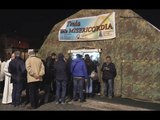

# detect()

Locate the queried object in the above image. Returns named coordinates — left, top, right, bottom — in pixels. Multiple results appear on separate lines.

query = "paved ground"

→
left=0, top=99, right=142, bottom=111
left=0, top=102, right=97, bottom=111
left=89, top=95, right=160, bottom=110
left=0, top=93, right=159, bottom=111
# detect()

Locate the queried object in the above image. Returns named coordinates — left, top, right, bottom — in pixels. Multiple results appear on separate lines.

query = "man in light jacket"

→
left=25, top=49, right=45, bottom=109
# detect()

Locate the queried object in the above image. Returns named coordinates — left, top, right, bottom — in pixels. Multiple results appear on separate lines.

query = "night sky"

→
left=0, top=9, right=160, bottom=48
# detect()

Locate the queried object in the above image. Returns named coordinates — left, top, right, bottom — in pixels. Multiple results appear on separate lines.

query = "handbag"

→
left=90, top=71, right=98, bottom=80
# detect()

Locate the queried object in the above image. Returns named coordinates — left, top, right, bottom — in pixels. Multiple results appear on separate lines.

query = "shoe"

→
left=26, top=106, right=36, bottom=109
left=55, top=102, right=59, bottom=104
left=61, top=102, right=66, bottom=105
left=66, top=98, right=72, bottom=103
left=73, top=99, right=78, bottom=101
left=80, top=99, right=86, bottom=102
left=66, top=100, right=72, bottom=104
left=108, top=96, right=113, bottom=99
left=65, top=96, right=69, bottom=100
left=39, top=90, right=45, bottom=95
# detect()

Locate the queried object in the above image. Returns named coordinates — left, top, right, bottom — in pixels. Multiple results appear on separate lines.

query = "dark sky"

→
left=0, top=9, right=160, bottom=48
left=0, top=9, right=79, bottom=48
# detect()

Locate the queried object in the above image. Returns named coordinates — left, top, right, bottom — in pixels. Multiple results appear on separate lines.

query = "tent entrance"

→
left=68, top=49, right=101, bottom=64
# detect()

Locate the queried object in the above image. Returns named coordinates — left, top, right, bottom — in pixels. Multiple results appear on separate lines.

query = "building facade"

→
left=0, top=34, right=30, bottom=60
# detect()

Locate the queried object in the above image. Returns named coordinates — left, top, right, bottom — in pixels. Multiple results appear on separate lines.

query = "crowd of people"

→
left=0, top=49, right=117, bottom=109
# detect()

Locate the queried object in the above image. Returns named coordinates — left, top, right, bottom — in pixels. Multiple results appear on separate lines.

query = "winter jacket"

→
left=71, top=58, right=88, bottom=79
left=46, top=56, right=56, bottom=73
left=45, top=56, right=56, bottom=83
left=85, top=59, right=97, bottom=75
left=8, top=57, right=26, bottom=83
left=101, top=62, right=117, bottom=80
left=25, top=55, right=45, bottom=83
left=54, top=58, right=68, bottom=81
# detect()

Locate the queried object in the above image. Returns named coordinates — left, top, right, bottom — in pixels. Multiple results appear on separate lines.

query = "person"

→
left=84, top=54, right=97, bottom=97
left=38, top=59, right=47, bottom=105
left=71, top=54, right=88, bottom=102
left=0, top=57, right=1, bottom=76
left=0, top=58, right=1, bottom=92
left=101, top=56, right=117, bottom=99
left=45, top=52, right=56, bottom=102
left=2, top=53, right=15, bottom=104
left=21, top=74, right=29, bottom=106
left=92, top=60, right=100, bottom=96
left=65, top=55, right=73, bottom=103
left=54, top=53, right=68, bottom=104
left=0, top=58, right=1, bottom=67
left=9, top=51, right=26, bottom=107
left=25, top=49, right=45, bottom=109
left=0, top=57, right=6, bottom=93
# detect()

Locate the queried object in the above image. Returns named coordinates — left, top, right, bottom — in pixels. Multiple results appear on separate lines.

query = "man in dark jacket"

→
left=54, top=53, right=68, bottom=104
left=84, top=54, right=97, bottom=97
left=45, top=53, right=56, bottom=102
left=66, top=55, right=73, bottom=103
left=101, top=56, right=117, bottom=99
left=71, top=54, right=88, bottom=102
left=9, top=51, right=26, bottom=107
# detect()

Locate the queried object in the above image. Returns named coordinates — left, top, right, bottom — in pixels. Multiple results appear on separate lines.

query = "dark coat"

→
left=66, top=57, right=72, bottom=79
left=54, top=58, right=68, bottom=81
left=8, top=57, right=26, bottom=83
left=45, top=56, right=56, bottom=82
left=85, top=59, right=97, bottom=75
left=101, top=62, right=117, bottom=80
left=46, top=56, right=56, bottom=72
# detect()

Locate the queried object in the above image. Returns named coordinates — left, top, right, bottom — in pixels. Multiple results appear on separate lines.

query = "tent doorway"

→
left=68, top=49, right=101, bottom=65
